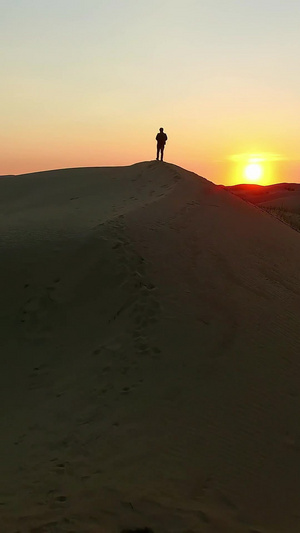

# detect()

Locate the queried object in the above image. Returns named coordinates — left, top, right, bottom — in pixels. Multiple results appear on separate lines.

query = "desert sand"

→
left=224, top=182, right=300, bottom=209
left=225, top=182, right=300, bottom=235
left=1, top=161, right=300, bottom=532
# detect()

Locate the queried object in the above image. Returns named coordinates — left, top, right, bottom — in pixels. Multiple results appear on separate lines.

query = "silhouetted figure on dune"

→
left=156, top=127, right=168, bottom=161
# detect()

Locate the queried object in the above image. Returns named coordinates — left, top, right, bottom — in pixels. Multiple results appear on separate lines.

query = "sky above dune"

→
left=1, top=0, right=300, bottom=184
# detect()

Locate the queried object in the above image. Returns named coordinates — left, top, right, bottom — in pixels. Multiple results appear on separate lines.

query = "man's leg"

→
left=160, top=146, right=164, bottom=161
left=156, top=145, right=159, bottom=160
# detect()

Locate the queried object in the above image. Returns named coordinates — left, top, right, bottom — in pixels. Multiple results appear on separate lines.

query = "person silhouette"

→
left=156, top=127, right=168, bottom=161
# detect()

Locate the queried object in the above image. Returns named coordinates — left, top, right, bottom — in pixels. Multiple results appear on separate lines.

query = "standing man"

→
left=156, top=127, right=168, bottom=161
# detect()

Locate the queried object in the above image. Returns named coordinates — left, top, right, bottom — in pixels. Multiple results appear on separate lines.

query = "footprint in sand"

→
left=30, top=524, right=60, bottom=533
left=20, top=284, right=58, bottom=332
left=121, top=529, right=154, bottom=533
left=55, top=496, right=67, bottom=502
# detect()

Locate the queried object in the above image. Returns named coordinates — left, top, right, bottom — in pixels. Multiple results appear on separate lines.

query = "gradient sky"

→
left=1, top=0, right=300, bottom=184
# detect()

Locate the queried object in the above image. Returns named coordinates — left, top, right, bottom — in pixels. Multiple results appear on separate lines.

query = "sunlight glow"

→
left=229, top=153, right=285, bottom=163
left=228, top=152, right=279, bottom=184
left=245, top=163, right=263, bottom=181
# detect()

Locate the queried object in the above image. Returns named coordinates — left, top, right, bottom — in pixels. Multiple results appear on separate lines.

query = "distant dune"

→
left=225, top=181, right=300, bottom=233
left=224, top=182, right=300, bottom=209
left=1, top=162, right=300, bottom=532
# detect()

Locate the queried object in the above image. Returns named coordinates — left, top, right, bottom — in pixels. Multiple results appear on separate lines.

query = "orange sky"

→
left=1, top=1, right=300, bottom=184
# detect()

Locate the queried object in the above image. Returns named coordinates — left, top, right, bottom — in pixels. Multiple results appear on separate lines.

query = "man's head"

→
left=159, top=127, right=164, bottom=132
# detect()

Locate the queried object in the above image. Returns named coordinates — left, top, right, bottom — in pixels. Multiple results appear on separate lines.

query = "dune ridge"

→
left=225, top=182, right=300, bottom=234
left=224, top=182, right=300, bottom=209
left=1, top=162, right=300, bottom=532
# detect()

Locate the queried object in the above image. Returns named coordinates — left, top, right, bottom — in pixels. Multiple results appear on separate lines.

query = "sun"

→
left=245, top=163, right=263, bottom=182
left=229, top=153, right=273, bottom=184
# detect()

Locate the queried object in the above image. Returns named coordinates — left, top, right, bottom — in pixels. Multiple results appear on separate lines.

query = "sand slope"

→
left=1, top=162, right=300, bottom=532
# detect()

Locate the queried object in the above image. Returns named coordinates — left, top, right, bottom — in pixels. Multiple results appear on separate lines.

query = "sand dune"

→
left=224, top=182, right=300, bottom=210
left=1, top=161, right=300, bottom=532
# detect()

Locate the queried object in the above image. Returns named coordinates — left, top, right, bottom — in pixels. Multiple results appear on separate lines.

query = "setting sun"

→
left=245, top=163, right=263, bottom=182
left=229, top=153, right=277, bottom=185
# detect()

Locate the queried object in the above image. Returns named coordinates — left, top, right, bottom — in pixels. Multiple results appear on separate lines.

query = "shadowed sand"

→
left=1, top=161, right=300, bottom=532
left=225, top=182, right=300, bottom=233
